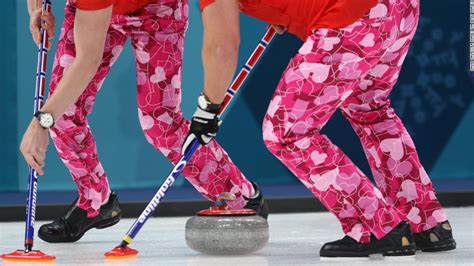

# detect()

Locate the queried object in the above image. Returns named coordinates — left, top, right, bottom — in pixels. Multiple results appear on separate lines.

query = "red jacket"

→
left=73, top=0, right=155, bottom=15
left=201, top=0, right=377, bottom=40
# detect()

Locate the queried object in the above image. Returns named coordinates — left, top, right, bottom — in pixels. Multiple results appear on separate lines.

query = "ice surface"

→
left=1, top=207, right=473, bottom=265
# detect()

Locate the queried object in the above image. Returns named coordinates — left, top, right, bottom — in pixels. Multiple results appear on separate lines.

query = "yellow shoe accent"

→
left=442, top=223, right=452, bottom=231
left=402, top=236, right=410, bottom=246
left=430, top=233, right=440, bottom=243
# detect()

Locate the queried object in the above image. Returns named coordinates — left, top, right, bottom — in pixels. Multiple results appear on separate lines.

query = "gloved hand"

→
left=181, top=94, right=222, bottom=155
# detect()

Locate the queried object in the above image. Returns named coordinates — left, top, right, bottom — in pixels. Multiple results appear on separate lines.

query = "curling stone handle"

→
left=213, top=192, right=237, bottom=210
left=217, top=192, right=236, bottom=203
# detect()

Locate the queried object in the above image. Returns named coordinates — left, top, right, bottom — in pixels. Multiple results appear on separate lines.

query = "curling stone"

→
left=185, top=193, right=269, bottom=255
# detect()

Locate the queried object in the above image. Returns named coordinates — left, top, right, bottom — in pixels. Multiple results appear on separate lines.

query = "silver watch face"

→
left=39, top=113, right=54, bottom=128
left=198, top=95, right=208, bottom=110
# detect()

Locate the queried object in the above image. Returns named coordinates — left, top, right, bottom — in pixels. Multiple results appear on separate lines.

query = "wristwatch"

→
left=34, top=111, right=55, bottom=129
left=198, top=93, right=221, bottom=112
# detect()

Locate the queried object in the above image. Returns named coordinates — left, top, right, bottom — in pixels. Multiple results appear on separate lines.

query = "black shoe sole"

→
left=39, top=229, right=86, bottom=243
left=38, top=213, right=122, bottom=243
left=320, top=244, right=416, bottom=258
left=96, top=213, right=121, bottom=229
left=417, top=239, right=456, bottom=252
left=383, top=245, right=417, bottom=256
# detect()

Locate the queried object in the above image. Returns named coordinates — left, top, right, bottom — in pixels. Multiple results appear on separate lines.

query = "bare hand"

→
left=30, top=9, right=55, bottom=49
left=271, top=24, right=287, bottom=34
left=20, top=119, right=49, bottom=175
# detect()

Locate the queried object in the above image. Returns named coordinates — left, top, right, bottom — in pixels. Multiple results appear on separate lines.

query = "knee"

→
left=342, top=103, right=395, bottom=125
left=138, top=107, right=184, bottom=147
left=50, top=116, right=91, bottom=154
left=263, top=113, right=327, bottom=154
left=51, top=104, right=85, bottom=137
left=262, top=117, right=285, bottom=155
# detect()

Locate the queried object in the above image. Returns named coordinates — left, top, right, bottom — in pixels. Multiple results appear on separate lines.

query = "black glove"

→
left=181, top=94, right=222, bottom=155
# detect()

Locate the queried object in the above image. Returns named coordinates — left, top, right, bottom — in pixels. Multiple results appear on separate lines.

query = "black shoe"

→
left=38, top=191, right=122, bottom=243
left=243, top=181, right=268, bottom=220
left=320, top=221, right=416, bottom=258
left=414, top=221, right=456, bottom=252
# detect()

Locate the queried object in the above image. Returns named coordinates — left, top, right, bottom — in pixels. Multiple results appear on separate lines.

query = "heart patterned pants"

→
left=263, top=0, right=447, bottom=242
left=48, top=0, right=253, bottom=218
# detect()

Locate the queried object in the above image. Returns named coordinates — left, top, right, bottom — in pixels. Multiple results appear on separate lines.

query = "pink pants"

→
left=263, top=0, right=447, bottom=242
left=49, top=0, right=253, bottom=218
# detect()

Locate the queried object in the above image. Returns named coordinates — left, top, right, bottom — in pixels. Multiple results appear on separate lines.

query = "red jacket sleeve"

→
left=75, top=0, right=115, bottom=11
left=200, top=0, right=216, bottom=11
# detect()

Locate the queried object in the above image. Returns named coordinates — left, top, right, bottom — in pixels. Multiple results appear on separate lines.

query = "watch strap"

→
left=199, top=93, right=221, bottom=113
left=34, top=111, right=55, bottom=129
left=33, top=111, right=42, bottom=118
